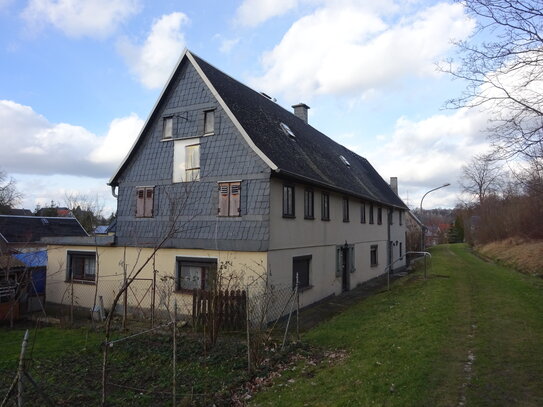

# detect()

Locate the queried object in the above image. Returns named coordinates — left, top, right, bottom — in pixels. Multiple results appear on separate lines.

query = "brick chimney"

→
left=390, top=177, right=398, bottom=195
left=292, top=103, right=310, bottom=123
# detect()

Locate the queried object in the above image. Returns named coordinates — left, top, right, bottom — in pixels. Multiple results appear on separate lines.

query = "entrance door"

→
left=341, top=247, right=350, bottom=292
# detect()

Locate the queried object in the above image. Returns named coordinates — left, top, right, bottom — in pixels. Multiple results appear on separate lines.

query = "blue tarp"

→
left=13, top=250, right=47, bottom=268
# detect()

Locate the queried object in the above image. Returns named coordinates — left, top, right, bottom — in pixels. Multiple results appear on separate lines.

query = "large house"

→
left=45, top=50, right=408, bottom=313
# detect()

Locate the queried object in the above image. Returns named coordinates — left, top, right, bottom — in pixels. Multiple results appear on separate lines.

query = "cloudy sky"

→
left=0, top=0, right=492, bottom=214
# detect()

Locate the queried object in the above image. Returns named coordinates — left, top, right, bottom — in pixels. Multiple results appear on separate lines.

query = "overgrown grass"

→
left=251, top=244, right=543, bottom=406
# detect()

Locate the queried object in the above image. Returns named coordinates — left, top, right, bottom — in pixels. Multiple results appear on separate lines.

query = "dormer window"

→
left=204, top=110, right=215, bottom=135
left=339, top=155, right=350, bottom=167
left=280, top=122, right=296, bottom=138
left=163, top=116, right=173, bottom=139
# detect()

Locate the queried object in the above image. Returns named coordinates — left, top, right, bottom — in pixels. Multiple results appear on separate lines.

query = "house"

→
left=45, top=50, right=408, bottom=315
left=0, top=215, right=88, bottom=255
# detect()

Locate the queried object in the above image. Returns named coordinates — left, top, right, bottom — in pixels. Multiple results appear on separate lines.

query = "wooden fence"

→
left=192, top=289, right=246, bottom=331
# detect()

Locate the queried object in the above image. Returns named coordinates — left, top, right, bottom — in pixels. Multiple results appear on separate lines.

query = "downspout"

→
left=110, top=185, right=118, bottom=198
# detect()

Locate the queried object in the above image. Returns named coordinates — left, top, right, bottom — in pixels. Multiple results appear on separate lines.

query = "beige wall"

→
left=46, top=244, right=267, bottom=313
left=268, top=178, right=406, bottom=307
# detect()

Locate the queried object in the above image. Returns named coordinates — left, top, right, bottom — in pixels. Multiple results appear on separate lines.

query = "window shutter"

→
left=144, top=188, right=154, bottom=217
left=335, top=246, right=342, bottom=278
left=349, top=246, right=356, bottom=273
left=136, top=188, right=145, bottom=217
left=218, top=183, right=229, bottom=216
left=229, top=182, right=241, bottom=216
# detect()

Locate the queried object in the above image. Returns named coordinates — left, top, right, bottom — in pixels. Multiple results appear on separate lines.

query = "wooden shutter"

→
left=229, top=182, right=241, bottom=216
left=136, top=188, right=145, bottom=217
left=218, top=183, right=229, bottom=216
left=144, top=188, right=154, bottom=217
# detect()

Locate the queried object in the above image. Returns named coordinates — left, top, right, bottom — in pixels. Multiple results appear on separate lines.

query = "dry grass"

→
left=477, top=237, right=543, bottom=275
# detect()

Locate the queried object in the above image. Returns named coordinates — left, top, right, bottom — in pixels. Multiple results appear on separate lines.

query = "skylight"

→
left=280, top=122, right=296, bottom=138
left=339, top=155, right=351, bottom=167
left=41, top=218, right=49, bottom=225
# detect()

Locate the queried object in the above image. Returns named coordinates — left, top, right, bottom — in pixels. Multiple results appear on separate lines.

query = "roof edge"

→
left=187, top=51, right=278, bottom=171
left=109, top=48, right=191, bottom=186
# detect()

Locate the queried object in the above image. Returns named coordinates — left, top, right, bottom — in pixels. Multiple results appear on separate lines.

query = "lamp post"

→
left=420, top=183, right=450, bottom=250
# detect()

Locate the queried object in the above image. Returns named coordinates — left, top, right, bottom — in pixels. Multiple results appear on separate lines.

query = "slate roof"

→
left=111, top=50, right=407, bottom=209
left=193, top=54, right=406, bottom=209
left=0, top=215, right=88, bottom=244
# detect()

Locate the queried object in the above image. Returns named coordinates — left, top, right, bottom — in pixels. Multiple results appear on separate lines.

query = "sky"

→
left=0, top=0, right=493, bottom=216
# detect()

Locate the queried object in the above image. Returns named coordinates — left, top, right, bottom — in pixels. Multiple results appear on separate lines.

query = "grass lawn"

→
left=251, top=244, right=543, bottom=406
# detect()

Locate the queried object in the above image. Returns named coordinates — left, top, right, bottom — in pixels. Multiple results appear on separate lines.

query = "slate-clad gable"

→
left=113, top=56, right=271, bottom=250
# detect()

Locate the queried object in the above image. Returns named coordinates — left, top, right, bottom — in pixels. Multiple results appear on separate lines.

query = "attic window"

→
left=280, top=122, right=296, bottom=138
left=339, top=155, right=350, bottom=167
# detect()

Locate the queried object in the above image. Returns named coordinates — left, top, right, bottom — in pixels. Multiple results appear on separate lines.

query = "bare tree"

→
left=64, top=193, right=105, bottom=233
left=445, top=0, right=543, bottom=160
left=459, top=153, right=504, bottom=204
left=0, top=170, right=22, bottom=213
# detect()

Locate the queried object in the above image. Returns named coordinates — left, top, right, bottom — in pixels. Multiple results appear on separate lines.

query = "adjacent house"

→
left=45, top=49, right=408, bottom=315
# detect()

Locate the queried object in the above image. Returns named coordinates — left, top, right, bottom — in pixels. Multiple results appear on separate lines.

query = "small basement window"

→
left=339, top=155, right=350, bottom=167
left=280, top=122, right=296, bottom=138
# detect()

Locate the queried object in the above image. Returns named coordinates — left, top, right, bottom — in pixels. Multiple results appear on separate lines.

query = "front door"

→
left=341, top=247, right=350, bottom=292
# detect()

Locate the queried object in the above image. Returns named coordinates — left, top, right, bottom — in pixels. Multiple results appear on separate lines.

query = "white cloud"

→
left=0, top=100, right=142, bottom=178
left=218, top=36, right=240, bottom=54
left=21, top=0, right=141, bottom=39
left=236, top=0, right=300, bottom=27
left=118, top=12, right=189, bottom=89
left=251, top=2, right=475, bottom=100
left=358, top=108, right=491, bottom=208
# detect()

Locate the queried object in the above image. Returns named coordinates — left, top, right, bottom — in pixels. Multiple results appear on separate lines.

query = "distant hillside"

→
left=477, top=238, right=543, bottom=275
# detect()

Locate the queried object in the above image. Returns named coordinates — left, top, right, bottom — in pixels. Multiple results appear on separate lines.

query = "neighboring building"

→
left=0, top=215, right=88, bottom=255
left=45, top=50, right=408, bottom=314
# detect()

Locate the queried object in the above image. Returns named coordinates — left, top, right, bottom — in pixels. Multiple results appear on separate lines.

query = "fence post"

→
left=172, top=299, right=177, bottom=407
left=17, top=329, right=29, bottom=407
left=296, top=274, right=300, bottom=341
left=245, top=285, right=251, bottom=374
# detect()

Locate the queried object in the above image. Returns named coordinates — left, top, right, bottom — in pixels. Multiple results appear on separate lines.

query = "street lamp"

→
left=420, top=183, right=450, bottom=250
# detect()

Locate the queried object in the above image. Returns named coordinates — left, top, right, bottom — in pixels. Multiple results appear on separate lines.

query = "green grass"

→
left=251, top=244, right=543, bottom=406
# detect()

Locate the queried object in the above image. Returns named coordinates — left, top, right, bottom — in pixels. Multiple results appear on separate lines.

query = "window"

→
left=293, top=255, right=311, bottom=290
left=185, top=144, right=200, bottom=181
left=321, top=192, right=330, bottom=221
left=218, top=182, right=241, bottom=217
left=361, top=202, right=366, bottom=223
left=339, top=155, right=350, bottom=167
left=377, top=207, right=382, bottom=225
left=304, top=189, right=314, bottom=219
left=173, top=138, right=201, bottom=182
left=390, top=208, right=394, bottom=225
left=370, top=245, right=378, bottom=267
left=399, top=242, right=403, bottom=258
left=283, top=185, right=295, bottom=217
left=163, top=116, right=173, bottom=139
left=68, top=251, right=96, bottom=282
left=176, top=258, right=217, bottom=291
left=136, top=186, right=154, bottom=218
left=369, top=203, right=374, bottom=224
left=280, top=122, right=296, bottom=138
left=343, top=197, right=349, bottom=222
left=399, top=210, right=403, bottom=225
left=204, top=110, right=215, bottom=135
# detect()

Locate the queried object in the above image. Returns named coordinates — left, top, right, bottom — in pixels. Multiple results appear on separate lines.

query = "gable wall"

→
left=115, top=60, right=271, bottom=251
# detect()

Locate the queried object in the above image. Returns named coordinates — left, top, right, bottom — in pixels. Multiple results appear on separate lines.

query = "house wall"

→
left=268, top=178, right=403, bottom=308
left=114, top=59, right=271, bottom=251
left=46, top=245, right=267, bottom=313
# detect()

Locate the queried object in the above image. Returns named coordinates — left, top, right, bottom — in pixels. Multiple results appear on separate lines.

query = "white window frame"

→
left=173, top=138, right=201, bottom=182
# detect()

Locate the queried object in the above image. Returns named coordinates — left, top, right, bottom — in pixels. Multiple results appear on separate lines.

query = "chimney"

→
left=292, top=103, right=310, bottom=123
left=390, top=177, right=398, bottom=195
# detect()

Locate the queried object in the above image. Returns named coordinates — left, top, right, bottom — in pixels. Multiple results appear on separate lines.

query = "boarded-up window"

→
left=136, top=186, right=154, bottom=218
left=185, top=144, right=200, bottom=181
left=218, top=182, right=241, bottom=217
